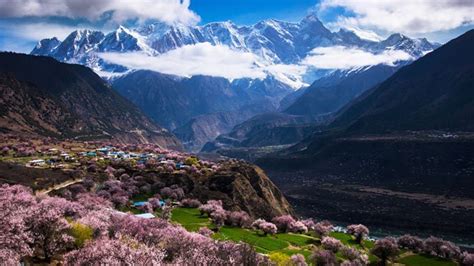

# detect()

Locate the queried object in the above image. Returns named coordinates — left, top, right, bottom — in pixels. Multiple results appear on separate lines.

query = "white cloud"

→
left=302, top=46, right=413, bottom=69
left=0, top=0, right=200, bottom=25
left=99, top=43, right=311, bottom=88
left=0, top=22, right=89, bottom=41
left=320, top=0, right=474, bottom=34
left=99, top=43, right=412, bottom=86
left=99, top=43, right=266, bottom=80
left=338, top=25, right=382, bottom=42
left=263, top=64, right=309, bottom=89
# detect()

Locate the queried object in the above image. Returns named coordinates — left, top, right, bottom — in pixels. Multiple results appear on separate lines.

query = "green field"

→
left=172, top=207, right=317, bottom=254
left=399, top=254, right=457, bottom=266
left=169, top=207, right=458, bottom=266
left=214, top=226, right=290, bottom=253
left=171, top=207, right=211, bottom=231
left=330, top=232, right=374, bottom=249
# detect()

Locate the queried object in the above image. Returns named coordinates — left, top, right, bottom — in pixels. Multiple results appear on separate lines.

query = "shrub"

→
left=251, top=218, right=266, bottom=230
left=269, top=252, right=291, bottom=265
left=198, top=200, right=223, bottom=217
left=64, top=238, right=165, bottom=265
left=260, top=222, right=278, bottom=236
left=210, top=209, right=227, bottom=231
left=347, top=224, right=369, bottom=244
left=311, top=249, right=337, bottom=266
left=423, top=236, right=460, bottom=259
left=290, top=254, right=308, bottom=266
left=70, top=222, right=94, bottom=248
left=198, top=227, right=213, bottom=237
left=27, top=199, right=75, bottom=261
left=341, top=246, right=369, bottom=265
left=161, top=204, right=173, bottom=221
left=314, top=220, right=333, bottom=238
left=460, top=252, right=474, bottom=266
left=227, top=211, right=251, bottom=228
left=371, top=237, right=399, bottom=266
left=181, top=198, right=201, bottom=208
left=272, top=215, right=296, bottom=232
left=300, top=219, right=316, bottom=231
left=160, top=186, right=185, bottom=201
left=185, top=156, right=200, bottom=166
left=397, top=234, right=424, bottom=252
left=321, top=236, right=343, bottom=253
left=138, top=202, right=154, bottom=213
left=148, top=197, right=162, bottom=210
left=289, top=221, right=308, bottom=234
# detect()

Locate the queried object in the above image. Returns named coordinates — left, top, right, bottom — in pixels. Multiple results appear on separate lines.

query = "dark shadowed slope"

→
left=284, top=64, right=402, bottom=117
left=329, top=30, right=474, bottom=134
left=203, top=63, right=402, bottom=156
left=201, top=112, right=317, bottom=154
left=0, top=53, right=182, bottom=149
left=257, top=30, right=474, bottom=239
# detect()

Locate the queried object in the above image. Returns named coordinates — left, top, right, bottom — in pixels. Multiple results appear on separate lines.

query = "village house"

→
left=28, top=159, right=45, bottom=167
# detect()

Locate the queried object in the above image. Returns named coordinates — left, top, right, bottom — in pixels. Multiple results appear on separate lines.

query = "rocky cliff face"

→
left=195, top=162, right=294, bottom=219
left=0, top=53, right=182, bottom=150
left=132, top=161, right=294, bottom=219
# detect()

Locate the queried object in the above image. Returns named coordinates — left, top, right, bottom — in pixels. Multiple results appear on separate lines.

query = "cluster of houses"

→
left=79, top=146, right=196, bottom=170
left=27, top=148, right=76, bottom=168
left=23, top=143, right=221, bottom=175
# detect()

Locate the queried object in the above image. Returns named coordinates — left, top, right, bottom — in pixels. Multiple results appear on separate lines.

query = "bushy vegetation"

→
left=0, top=136, right=470, bottom=265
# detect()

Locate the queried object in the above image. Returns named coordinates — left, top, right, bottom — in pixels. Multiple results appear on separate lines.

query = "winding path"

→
left=36, top=178, right=83, bottom=195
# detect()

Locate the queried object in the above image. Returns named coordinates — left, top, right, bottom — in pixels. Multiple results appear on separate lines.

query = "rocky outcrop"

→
left=195, top=163, right=294, bottom=219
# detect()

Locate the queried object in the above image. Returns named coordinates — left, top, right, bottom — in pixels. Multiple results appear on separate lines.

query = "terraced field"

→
left=170, top=207, right=456, bottom=265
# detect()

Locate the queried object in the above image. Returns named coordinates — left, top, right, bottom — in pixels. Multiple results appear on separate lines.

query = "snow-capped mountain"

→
left=31, top=14, right=438, bottom=87
left=30, top=37, right=61, bottom=56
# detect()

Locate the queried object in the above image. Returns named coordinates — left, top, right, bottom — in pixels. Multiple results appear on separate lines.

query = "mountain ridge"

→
left=0, top=52, right=182, bottom=149
left=254, top=30, right=474, bottom=238
left=112, top=70, right=292, bottom=151
left=31, top=14, right=438, bottom=88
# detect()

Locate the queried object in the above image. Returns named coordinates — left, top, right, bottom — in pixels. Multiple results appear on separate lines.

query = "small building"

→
left=60, top=153, right=72, bottom=160
left=180, top=165, right=191, bottom=170
left=129, top=153, right=139, bottom=158
left=97, top=146, right=111, bottom=152
left=97, top=147, right=111, bottom=155
left=86, top=151, right=97, bottom=157
left=29, top=159, right=45, bottom=166
left=134, top=213, right=155, bottom=219
left=132, top=201, right=148, bottom=207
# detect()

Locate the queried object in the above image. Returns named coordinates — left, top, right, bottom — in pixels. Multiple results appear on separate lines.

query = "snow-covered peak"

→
left=300, top=12, right=322, bottom=25
left=378, top=33, right=439, bottom=57
left=31, top=37, right=61, bottom=56
left=383, top=33, right=409, bottom=44
left=99, top=25, right=153, bottom=54
left=51, top=29, right=104, bottom=61
left=31, top=14, right=438, bottom=89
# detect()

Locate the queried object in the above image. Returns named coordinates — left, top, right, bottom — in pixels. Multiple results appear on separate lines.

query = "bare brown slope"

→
left=0, top=53, right=182, bottom=150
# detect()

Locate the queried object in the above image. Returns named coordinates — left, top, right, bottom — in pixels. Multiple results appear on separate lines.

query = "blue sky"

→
left=0, top=0, right=472, bottom=53
left=190, top=0, right=319, bottom=25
